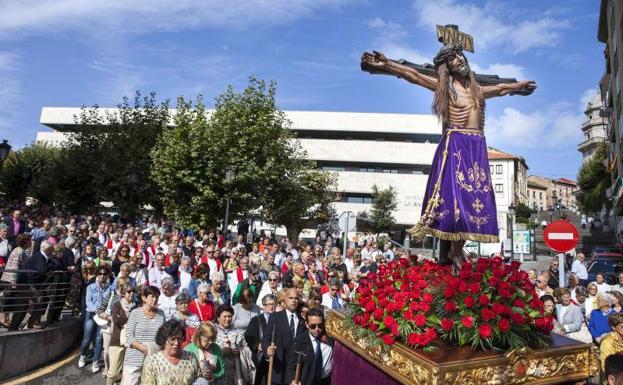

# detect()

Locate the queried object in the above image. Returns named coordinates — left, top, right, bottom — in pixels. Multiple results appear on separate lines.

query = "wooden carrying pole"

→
left=267, top=323, right=276, bottom=385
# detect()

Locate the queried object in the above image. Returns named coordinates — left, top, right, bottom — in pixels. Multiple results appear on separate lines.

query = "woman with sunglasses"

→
left=256, top=271, right=282, bottom=309
left=141, top=320, right=200, bottom=385
left=78, top=265, right=113, bottom=373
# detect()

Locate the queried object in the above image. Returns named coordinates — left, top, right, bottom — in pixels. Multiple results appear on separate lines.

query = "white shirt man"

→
left=571, top=254, right=588, bottom=281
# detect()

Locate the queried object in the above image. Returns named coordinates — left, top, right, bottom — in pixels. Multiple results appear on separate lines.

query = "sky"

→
left=0, top=0, right=605, bottom=180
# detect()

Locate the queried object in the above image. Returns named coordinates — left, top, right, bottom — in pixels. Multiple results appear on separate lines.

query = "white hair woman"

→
left=208, top=271, right=231, bottom=306
left=588, top=292, right=615, bottom=343
left=256, top=271, right=282, bottom=309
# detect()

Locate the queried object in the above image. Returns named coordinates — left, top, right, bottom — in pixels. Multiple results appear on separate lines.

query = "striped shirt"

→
left=123, top=307, right=165, bottom=367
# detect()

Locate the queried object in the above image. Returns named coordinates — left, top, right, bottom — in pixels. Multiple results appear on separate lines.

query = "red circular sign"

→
left=543, top=220, right=579, bottom=253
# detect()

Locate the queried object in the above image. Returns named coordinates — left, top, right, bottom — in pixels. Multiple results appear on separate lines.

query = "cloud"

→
left=471, top=63, right=525, bottom=80
left=0, top=0, right=354, bottom=39
left=0, top=51, right=22, bottom=134
left=366, top=17, right=430, bottom=63
left=486, top=89, right=596, bottom=150
left=412, top=0, right=569, bottom=53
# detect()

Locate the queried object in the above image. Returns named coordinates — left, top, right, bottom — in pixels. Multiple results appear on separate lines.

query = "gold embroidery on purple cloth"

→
left=454, top=151, right=490, bottom=194
left=467, top=212, right=489, bottom=230
left=472, top=198, right=484, bottom=214
left=454, top=198, right=460, bottom=223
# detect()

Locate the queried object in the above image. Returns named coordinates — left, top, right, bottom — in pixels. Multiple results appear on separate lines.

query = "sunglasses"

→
left=308, top=323, right=322, bottom=330
left=268, top=278, right=278, bottom=282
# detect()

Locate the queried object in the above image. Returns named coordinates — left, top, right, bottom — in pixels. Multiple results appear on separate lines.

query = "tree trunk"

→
left=286, top=224, right=301, bottom=242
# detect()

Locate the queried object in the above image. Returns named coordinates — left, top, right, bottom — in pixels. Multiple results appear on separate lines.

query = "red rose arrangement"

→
left=349, top=257, right=553, bottom=351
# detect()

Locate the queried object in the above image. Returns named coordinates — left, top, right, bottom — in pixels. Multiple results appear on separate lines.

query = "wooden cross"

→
left=436, top=24, right=474, bottom=53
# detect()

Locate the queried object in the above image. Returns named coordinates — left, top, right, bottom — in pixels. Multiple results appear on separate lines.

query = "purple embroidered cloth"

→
left=411, top=126, right=499, bottom=243
left=332, top=341, right=401, bottom=385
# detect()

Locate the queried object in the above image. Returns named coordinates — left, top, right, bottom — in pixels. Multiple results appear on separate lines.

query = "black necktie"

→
left=289, top=314, right=295, bottom=338
left=315, top=339, right=323, bottom=379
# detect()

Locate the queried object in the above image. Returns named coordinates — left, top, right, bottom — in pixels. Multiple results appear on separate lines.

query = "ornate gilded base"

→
left=326, top=310, right=600, bottom=385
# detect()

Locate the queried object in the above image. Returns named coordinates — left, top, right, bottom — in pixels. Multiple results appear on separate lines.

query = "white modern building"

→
left=38, top=107, right=441, bottom=228
left=578, top=92, right=607, bottom=162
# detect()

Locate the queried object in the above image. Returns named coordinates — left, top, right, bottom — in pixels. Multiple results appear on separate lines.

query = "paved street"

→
left=25, top=356, right=102, bottom=385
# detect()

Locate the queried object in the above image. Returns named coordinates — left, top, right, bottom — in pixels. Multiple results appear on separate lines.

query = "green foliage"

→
left=0, top=143, right=61, bottom=205
left=514, top=202, right=534, bottom=224
left=577, top=142, right=612, bottom=213
left=369, top=185, right=398, bottom=234
left=68, top=91, right=170, bottom=220
left=151, top=77, right=334, bottom=232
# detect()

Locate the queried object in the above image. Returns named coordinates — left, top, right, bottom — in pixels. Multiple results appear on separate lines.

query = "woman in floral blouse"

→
left=214, top=304, right=247, bottom=385
left=142, top=320, right=199, bottom=385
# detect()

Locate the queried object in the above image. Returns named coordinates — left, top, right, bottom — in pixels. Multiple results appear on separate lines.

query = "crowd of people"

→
left=2, top=205, right=623, bottom=384
left=527, top=252, right=623, bottom=379
left=0, top=206, right=406, bottom=385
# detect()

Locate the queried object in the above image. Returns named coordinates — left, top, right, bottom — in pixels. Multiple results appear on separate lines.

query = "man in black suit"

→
left=245, top=293, right=277, bottom=385
left=263, top=288, right=306, bottom=385
left=287, top=308, right=333, bottom=385
left=9, top=240, right=55, bottom=329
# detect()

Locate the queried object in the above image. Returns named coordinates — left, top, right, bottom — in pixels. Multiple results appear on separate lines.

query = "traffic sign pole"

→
left=543, top=220, right=579, bottom=288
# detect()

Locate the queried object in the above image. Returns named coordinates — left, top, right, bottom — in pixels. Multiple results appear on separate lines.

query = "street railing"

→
left=0, top=269, right=76, bottom=330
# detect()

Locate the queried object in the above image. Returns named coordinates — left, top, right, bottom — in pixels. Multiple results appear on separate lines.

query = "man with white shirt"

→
left=612, top=272, right=623, bottom=295
left=321, top=279, right=345, bottom=310
left=147, top=253, right=172, bottom=288
left=287, top=307, right=334, bottom=385
left=264, top=288, right=306, bottom=385
left=571, top=253, right=589, bottom=287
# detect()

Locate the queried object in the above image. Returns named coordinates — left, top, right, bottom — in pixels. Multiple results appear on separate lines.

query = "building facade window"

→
left=496, top=165, right=503, bottom=174
left=495, top=184, right=503, bottom=193
left=490, top=165, right=494, bottom=174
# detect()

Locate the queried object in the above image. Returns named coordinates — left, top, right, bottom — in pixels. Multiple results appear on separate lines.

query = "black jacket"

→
left=286, top=332, right=334, bottom=385
left=261, top=310, right=306, bottom=384
left=22, top=251, right=54, bottom=284
left=244, top=313, right=269, bottom=365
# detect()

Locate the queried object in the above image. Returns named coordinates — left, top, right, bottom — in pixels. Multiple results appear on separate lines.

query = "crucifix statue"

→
left=361, top=25, right=536, bottom=271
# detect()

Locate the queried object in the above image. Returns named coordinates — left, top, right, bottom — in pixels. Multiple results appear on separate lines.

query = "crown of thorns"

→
left=433, top=43, right=464, bottom=68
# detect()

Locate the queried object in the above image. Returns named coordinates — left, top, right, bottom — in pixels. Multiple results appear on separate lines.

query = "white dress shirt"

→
left=309, top=332, right=333, bottom=379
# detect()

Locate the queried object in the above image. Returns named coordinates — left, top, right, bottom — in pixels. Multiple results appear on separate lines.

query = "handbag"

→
left=95, top=292, right=115, bottom=330
left=567, top=322, right=593, bottom=344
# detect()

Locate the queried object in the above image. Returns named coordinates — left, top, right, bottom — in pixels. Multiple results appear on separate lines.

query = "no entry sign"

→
left=543, top=220, right=579, bottom=253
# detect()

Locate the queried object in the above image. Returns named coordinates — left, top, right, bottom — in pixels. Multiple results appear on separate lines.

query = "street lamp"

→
left=508, top=203, right=516, bottom=261
left=0, top=139, right=11, bottom=167
left=223, top=165, right=235, bottom=234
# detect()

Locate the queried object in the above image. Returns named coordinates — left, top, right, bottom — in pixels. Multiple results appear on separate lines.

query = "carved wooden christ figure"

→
left=362, top=32, right=536, bottom=271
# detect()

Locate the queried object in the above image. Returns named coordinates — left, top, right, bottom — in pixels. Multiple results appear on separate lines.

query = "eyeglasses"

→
left=264, top=302, right=276, bottom=307
left=308, top=323, right=322, bottom=330
left=166, top=336, right=184, bottom=344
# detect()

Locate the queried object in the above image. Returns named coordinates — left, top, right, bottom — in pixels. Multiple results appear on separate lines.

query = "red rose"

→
left=383, top=315, right=396, bottom=328
left=459, top=267, right=471, bottom=280
left=498, top=318, right=510, bottom=332
left=512, top=299, right=525, bottom=308
left=394, top=300, right=405, bottom=310
left=464, top=296, right=475, bottom=308
left=403, top=310, right=415, bottom=321
left=391, top=323, right=400, bottom=336
left=425, top=327, right=438, bottom=340
left=419, top=302, right=431, bottom=312
left=445, top=301, right=457, bottom=312
left=458, top=281, right=468, bottom=293
left=414, top=314, right=427, bottom=327
left=461, top=316, right=474, bottom=328
left=492, top=302, right=506, bottom=315
left=379, top=298, right=389, bottom=308
left=468, top=282, right=481, bottom=294
left=353, top=315, right=363, bottom=325
left=382, top=334, right=395, bottom=345
left=417, top=279, right=428, bottom=289
left=478, top=324, right=492, bottom=339
left=407, top=333, right=419, bottom=346
left=472, top=272, right=483, bottom=282
left=441, top=318, right=454, bottom=331
left=409, top=301, right=420, bottom=311
left=422, top=293, right=434, bottom=303
left=478, top=294, right=490, bottom=306
left=369, top=323, right=378, bottom=332
left=481, top=308, right=496, bottom=321
left=365, top=301, right=376, bottom=312
left=488, top=277, right=500, bottom=287
left=448, top=277, right=461, bottom=289
left=510, top=312, right=526, bottom=325
left=535, top=315, right=554, bottom=333
left=373, top=308, right=384, bottom=320
left=499, top=289, right=512, bottom=299
left=445, top=286, right=456, bottom=298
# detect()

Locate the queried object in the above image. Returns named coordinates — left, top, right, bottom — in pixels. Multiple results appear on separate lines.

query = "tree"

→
left=577, top=142, right=611, bottom=214
left=514, top=202, right=534, bottom=224
left=152, top=77, right=308, bottom=229
left=369, top=185, right=398, bottom=234
left=0, top=143, right=62, bottom=205
left=261, top=158, right=339, bottom=241
left=69, top=92, right=170, bottom=221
